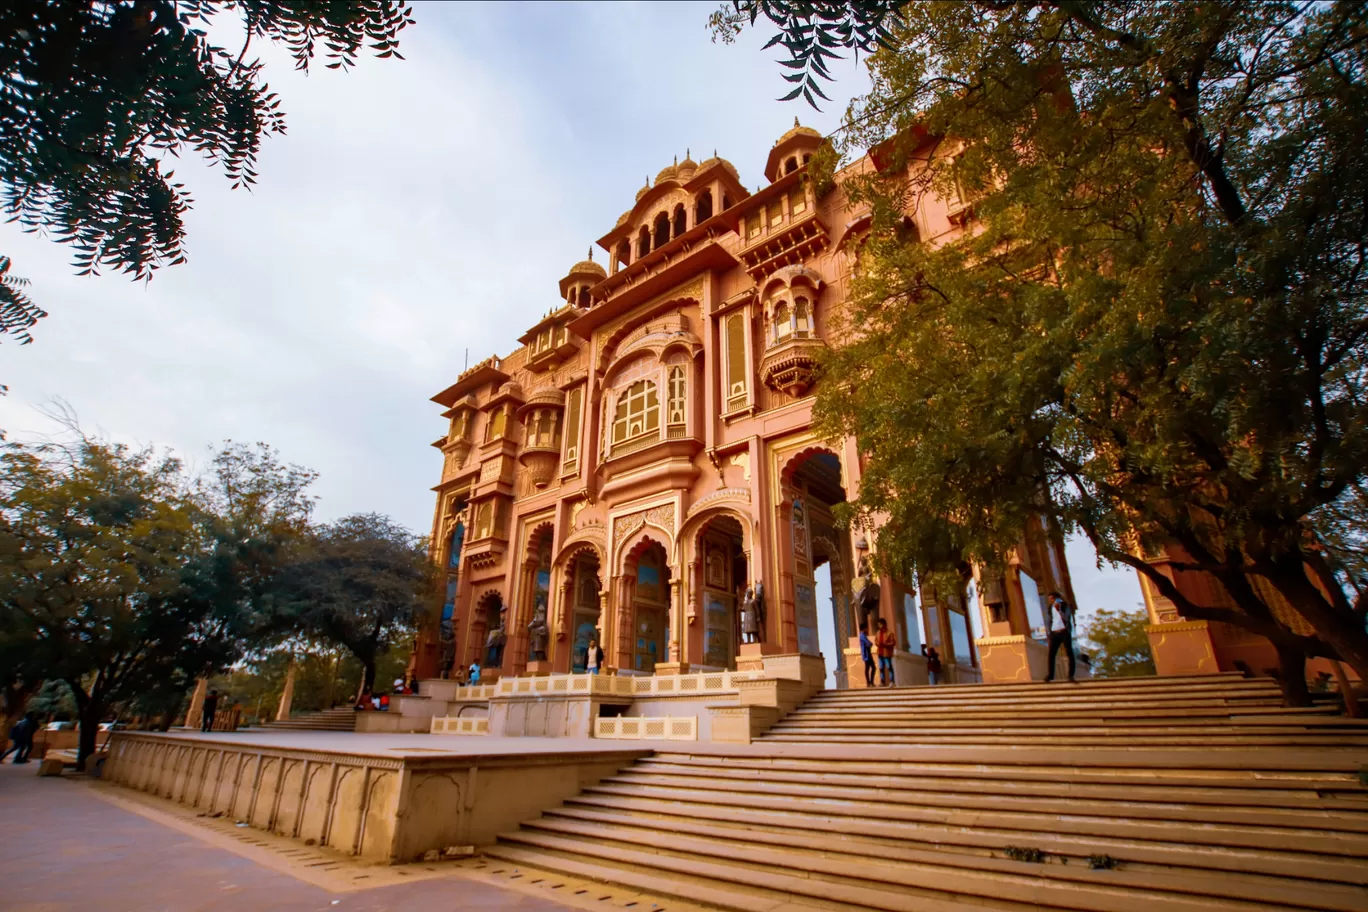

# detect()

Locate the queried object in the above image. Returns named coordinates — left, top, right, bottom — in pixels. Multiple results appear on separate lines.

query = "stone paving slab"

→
left=0, top=761, right=579, bottom=912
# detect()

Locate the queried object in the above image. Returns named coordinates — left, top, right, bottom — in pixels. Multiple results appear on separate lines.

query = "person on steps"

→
left=1043, top=591, right=1077, bottom=683
left=875, top=618, right=897, bottom=687
left=858, top=623, right=876, bottom=687
left=922, top=644, right=942, bottom=685
left=586, top=638, right=604, bottom=676
left=201, top=690, right=219, bottom=733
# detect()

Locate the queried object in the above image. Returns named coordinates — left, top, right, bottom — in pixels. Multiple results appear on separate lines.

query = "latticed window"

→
left=794, top=296, right=812, bottom=337
left=449, top=409, right=470, bottom=442
left=667, top=366, right=686, bottom=427
left=474, top=501, right=494, bottom=539
left=773, top=302, right=792, bottom=342
left=562, top=387, right=583, bottom=471
left=789, top=185, right=807, bottom=217
left=529, top=409, right=558, bottom=448
left=612, top=380, right=659, bottom=444
left=745, top=212, right=762, bottom=241
left=767, top=201, right=784, bottom=229
left=724, top=312, right=748, bottom=412
left=486, top=407, right=507, bottom=442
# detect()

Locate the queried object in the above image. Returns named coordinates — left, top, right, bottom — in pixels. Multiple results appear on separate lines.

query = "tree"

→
left=275, top=513, right=433, bottom=698
left=722, top=1, right=1368, bottom=700
left=0, top=432, right=317, bottom=766
left=0, top=436, right=235, bottom=766
left=1081, top=608, right=1157, bottom=678
left=0, top=0, right=415, bottom=344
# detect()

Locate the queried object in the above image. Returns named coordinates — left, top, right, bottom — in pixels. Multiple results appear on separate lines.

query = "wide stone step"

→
left=761, top=730, right=1368, bottom=747
left=783, top=703, right=1335, bottom=721
left=564, top=790, right=1368, bottom=885
left=601, top=770, right=1368, bottom=833
left=580, top=781, right=1368, bottom=858
left=497, top=819, right=1312, bottom=912
left=633, top=758, right=1368, bottom=811
left=806, top=677, right=1281, bottom=700
left=774, top=713, right=1361, bottom=731
left=638, top=757, right=1367, bottom=801
left=803, top=690, right=1293, bottom=711
left=481, top=842, right=855, bottom=912
left=528, top=806, right=1368, bottom=912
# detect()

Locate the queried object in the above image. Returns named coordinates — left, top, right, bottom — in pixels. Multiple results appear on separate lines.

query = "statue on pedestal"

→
left=527, top=595, right=550, bottom=662
left=485, top=606, right=507, bottom=667
left=740, top=583, right=765, bottom=644
left=852, top=555, right=881, bottom=628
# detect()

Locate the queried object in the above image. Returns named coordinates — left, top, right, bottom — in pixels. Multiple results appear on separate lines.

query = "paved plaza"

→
left=0, top=762, right=576, bottom=912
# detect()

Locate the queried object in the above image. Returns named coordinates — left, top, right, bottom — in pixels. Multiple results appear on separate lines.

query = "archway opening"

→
left=627, top=540, right=670, bottom=673
left=696, top=514, right=746, bottom=670
left=524, top=527, right=554, bottom=665
left=473, top=592, right=505, bottom=671
left=568, top=550, right=603, bottom=673
left=786, top=450, right=850, bottom=687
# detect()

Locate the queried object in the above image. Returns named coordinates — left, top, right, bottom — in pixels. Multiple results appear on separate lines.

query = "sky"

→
left=0, top=1, right=1143, bottom=634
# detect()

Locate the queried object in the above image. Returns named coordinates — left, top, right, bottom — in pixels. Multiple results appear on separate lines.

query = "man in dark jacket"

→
left=201, top=690, right=220, bottom=732
left=2, top=713, right=38, bottom=763
left=1043, top=591, right=1077, bottom=682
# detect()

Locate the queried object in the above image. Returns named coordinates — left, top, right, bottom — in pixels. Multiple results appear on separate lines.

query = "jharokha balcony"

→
left=759, top=334, right=826, bottom=398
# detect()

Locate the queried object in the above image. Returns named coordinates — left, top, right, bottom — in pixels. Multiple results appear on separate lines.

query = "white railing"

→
left=495, top=670, right=763, bottom=699
left=450, top=683, right=498, bottom=701
left=594, top=716, right=698, bottom=741
left=430, top=716, right=489, bottom=735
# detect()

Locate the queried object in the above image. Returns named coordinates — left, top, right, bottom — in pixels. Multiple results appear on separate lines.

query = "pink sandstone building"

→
left=410, top=122, right=1092, bottom=690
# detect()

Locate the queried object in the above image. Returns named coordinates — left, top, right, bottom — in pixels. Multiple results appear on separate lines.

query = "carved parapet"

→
left=759, top=337, right=826, bottom=398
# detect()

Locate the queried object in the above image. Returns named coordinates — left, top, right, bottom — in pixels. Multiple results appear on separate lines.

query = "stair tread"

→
left=528, top=807, right=1368, bottom=911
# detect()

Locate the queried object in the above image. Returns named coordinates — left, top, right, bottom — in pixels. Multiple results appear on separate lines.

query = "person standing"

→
left=875, top=618, right=897, bottom=687
left=586, top=638, right=604, bottom=676
left=858, top=623, right=876, bottom=687
left=201, top=690, right=220, bottom=733
left=2, top=713, right=37, bottom=763
left=468, top=662, right=481, bottom=685
left=922, top=644, right=943, bottom=685
left=1044, top=591, right=1077, bottom=682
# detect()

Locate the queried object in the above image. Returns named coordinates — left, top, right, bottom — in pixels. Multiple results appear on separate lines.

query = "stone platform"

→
left=103, top=729, right=647, bottom=865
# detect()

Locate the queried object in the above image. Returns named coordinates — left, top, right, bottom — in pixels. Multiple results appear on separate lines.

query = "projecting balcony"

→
left=518, top=444, right=561, bottom=488
left=759, top=336, right=825, bottom=398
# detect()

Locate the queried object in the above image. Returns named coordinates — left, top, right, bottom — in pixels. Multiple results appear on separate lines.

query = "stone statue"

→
left=852, top=556, right=881, bottom=627
left=740, top=583, right=765, bottom=644
left=527, top=596, right=550, bottom=662
left=485, top=606, right=507, bottom=667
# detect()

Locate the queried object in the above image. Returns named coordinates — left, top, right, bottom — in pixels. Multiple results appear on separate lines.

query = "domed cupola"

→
left=764, top=117, right=824, bottom=183
left=559, top=248, right=607, bottom=307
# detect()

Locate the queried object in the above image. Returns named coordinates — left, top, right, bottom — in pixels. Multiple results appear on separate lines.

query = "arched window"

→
left=533, top=409, right=557, bottom=447
left=785, top=156, right=798, bottom=174
left=577, top=286, right=590, bottom=307
left=667, top=366, right=686, bottom=427
left=653, top=212, right=671, bottom=249
left=773, top=302, right=792, bottom=342
left=672, top=204, right=687, bottom=238
left=447, top=521, right=465, bottom=569
left=615, top=239, right=631, bottom=272
left=694, top=190, right=713, bottom=223
left=794, top=296, right=811, bottom=337
left=612, top=380, right=660, bottom=444
left=802, top=153, right=812, bottom=165
left=637, top=226, right=650, bottom=259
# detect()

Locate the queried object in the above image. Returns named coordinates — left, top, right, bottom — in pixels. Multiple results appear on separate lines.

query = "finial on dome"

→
left=686, top=147, right=690, bottom=158
left=587, top=247, right=593, bottom=262
left=794, top=116, right=801, bottom=128
left=674, top=155, right=678, bottom=165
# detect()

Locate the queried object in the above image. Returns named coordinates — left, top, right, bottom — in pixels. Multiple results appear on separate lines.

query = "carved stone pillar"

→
left=510, top=558, right=537, bottom=676
left=667, top=576, right=683, bottom=663
left=614, top=573, right=634, bottom=671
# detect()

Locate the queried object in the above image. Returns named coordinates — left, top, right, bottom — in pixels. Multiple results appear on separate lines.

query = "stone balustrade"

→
left=594, top=716, right=697, bottom=741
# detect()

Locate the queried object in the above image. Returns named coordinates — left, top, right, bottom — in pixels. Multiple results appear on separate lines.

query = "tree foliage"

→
left=727, top=1, right=1368, bottom=694
left=0, top=0, right=415, bottom=343
left=0, top=433, right=317, bottom=764
left=1081, top=608, right=1157, bottom=678
left=273, top=512, right=434, bottom=697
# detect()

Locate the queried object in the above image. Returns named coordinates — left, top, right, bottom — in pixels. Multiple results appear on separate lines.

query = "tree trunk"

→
left=77, top=702, right=102, bottom=771
left=1273, top=642, right=1311, bottom=707
left=361, top=660, right=376, bottom=697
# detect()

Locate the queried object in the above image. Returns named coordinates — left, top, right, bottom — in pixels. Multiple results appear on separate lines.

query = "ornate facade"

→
left=413, top=123, right=1080, bottom=688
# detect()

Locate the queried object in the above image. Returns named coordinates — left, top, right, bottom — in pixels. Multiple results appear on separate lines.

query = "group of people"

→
left=857, top=590, right=1078, bottom=687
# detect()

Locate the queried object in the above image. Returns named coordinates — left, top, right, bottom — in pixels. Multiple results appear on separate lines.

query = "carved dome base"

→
left=518, top=447, right=560, bottom=488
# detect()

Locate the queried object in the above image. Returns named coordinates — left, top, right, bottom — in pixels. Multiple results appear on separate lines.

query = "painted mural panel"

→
left=795, top=583, right=820, bottom=656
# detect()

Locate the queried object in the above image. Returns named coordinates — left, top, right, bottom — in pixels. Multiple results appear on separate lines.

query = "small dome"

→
left=566, top=253, right=606, bottom=281
left=635, top=176, right=652, bottom=202
left=699, top=155, right=741, bottom=183
left=677, top=151, right=698, bottom=180
left=775, top=118, right=823, bottom=149
left=615, top=209, right=633, bottom=228
left=655, top=162, right=679, bottom=184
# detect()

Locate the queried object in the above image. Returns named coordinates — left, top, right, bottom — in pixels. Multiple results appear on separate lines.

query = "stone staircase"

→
left=483, top=674, right=1368, bottom=911
left=258, top=706, right=357, bottom=732
left=764, top=673, right=1368, bottom=748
